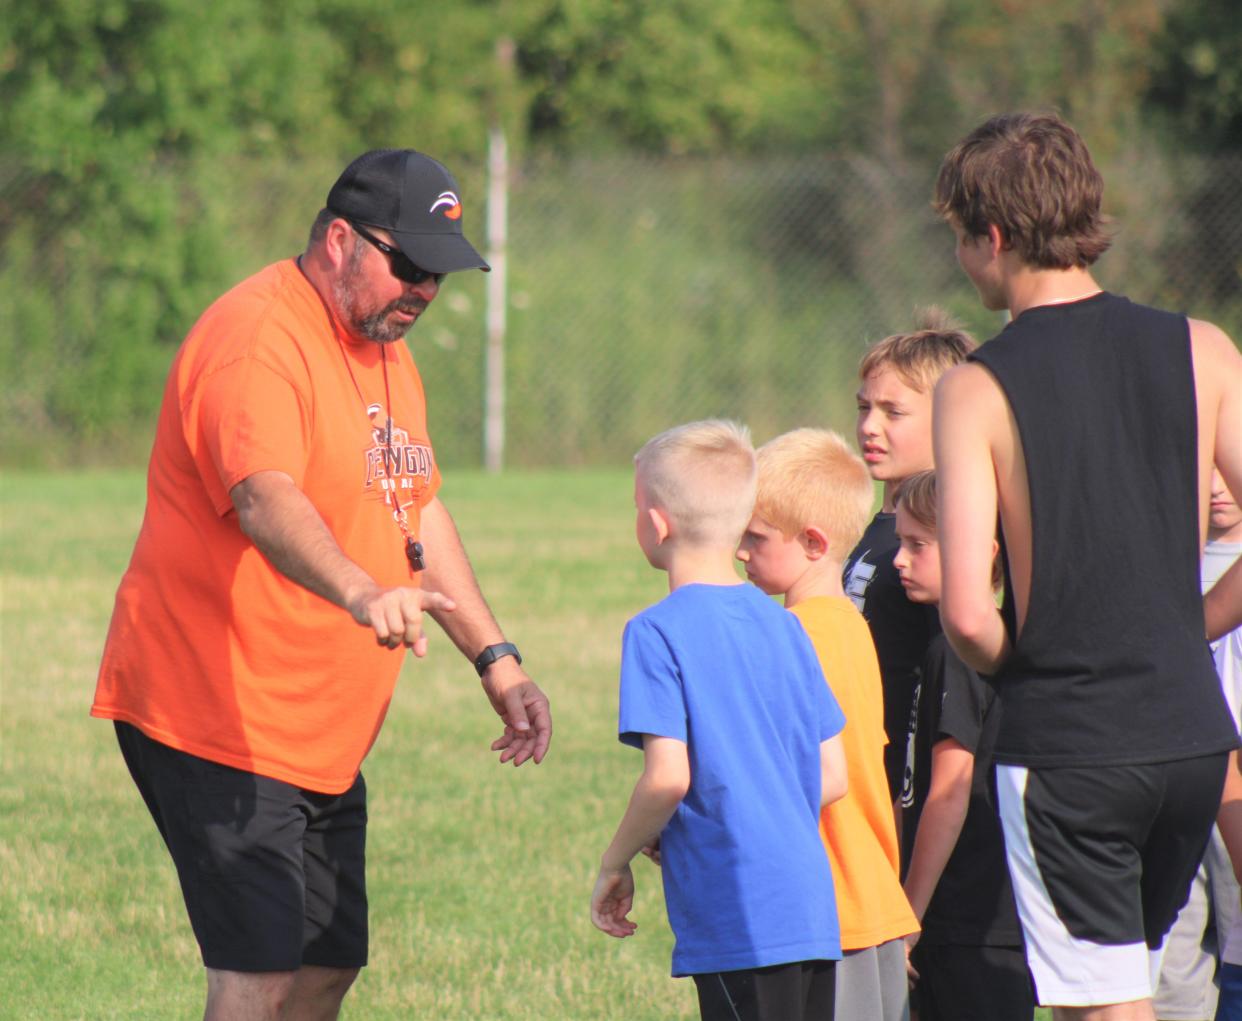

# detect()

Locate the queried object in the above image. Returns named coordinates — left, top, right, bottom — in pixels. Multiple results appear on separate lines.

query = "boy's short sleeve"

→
left=803, top=635, right=846, bottom=742
left=618, top=616, right=687, bottom=749
left=931, top=643, right=991, bottom=754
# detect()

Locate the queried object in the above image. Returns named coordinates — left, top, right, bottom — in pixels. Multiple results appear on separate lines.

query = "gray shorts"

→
left=834, top=938, right=909, bottom=1021
left=1154, top=828, right=1238, bottom=1020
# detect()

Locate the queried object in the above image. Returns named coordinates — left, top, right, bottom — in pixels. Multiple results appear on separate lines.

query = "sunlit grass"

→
left=1, top=468, right=1050, bottom=1019
left=1, top=468, right=696, bottom=1020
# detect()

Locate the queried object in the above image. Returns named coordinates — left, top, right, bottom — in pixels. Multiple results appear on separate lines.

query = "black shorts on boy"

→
left=693, top=959, right=836, bottom=1021
left=910, top=944, right=1031, bottom=1021
left=115, top=721, right=369, bottom=972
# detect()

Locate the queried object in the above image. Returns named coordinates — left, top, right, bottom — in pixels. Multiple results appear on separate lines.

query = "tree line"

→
left=0, top=0, right=1238, bottom=464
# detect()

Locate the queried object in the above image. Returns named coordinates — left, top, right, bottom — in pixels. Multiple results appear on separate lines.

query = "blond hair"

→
left=894, top=470, right=1003, bottom=590
left=754, top=428, right=874, bottom=562
left=858, top=307, right=977, bottom=394
left=634, top=419, right=757, bottom=548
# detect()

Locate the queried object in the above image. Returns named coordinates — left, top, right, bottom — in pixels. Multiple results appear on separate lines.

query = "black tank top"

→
left=969, top=292, right=1237, bottom=767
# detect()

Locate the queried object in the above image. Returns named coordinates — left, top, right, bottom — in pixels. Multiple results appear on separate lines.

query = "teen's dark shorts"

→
left=996, top=754, right=1227, bottom=1007
left=116, top=722, right=368, bottom=972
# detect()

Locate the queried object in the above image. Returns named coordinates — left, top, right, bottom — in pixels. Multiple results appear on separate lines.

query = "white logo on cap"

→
left=429, top=191, right=461, bottom=215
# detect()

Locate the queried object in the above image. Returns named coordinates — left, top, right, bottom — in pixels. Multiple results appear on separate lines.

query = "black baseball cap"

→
left=326, top=149, right=490, bottom=274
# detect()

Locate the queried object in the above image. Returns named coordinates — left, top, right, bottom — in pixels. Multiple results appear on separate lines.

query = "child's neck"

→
left=782, top=559, right=847, bottom=609
left=1211, top=520, right=1242, bottom=545
left=664, top=545, right=744, bottom=593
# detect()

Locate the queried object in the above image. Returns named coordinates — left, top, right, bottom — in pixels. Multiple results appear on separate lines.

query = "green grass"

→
left=1, top=468, right=1050, bottom=1019
left=0, top=467, right=694, bottom=1020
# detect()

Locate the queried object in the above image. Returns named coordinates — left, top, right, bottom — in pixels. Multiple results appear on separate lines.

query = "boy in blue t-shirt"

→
left=590, top=419, right=849, bottom=1021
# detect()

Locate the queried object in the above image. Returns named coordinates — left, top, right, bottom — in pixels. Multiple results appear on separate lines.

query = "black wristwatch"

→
left=474, top=642, right=522, bottom=677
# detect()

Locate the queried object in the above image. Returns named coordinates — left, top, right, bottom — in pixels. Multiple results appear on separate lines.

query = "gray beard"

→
left=333, top=241, right=426, bottom=344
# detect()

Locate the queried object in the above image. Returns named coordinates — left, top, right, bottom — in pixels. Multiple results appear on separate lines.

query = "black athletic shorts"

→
left=116, top=722, right=369, bottom=973
left=996, top=754, right=1227, bottom=1007
left=693, top=959, right=836, bottom=1021
left=910, top=943, right=1033, bottom=1021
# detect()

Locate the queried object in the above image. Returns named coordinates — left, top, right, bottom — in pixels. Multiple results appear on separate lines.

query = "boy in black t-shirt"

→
left=893, top=471, right=1033, bottom=1021
left=844, top=310, right=975, bottom=801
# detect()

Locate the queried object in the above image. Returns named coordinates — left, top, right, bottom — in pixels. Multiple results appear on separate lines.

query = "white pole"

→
left=483, top=119, right=509, bottom=473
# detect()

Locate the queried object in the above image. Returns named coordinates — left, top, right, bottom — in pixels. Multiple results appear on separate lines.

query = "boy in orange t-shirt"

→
left=738, top=428, right=919, bottom=1021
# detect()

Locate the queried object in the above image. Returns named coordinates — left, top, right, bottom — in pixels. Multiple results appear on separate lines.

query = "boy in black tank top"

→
left=930, top=112, right=1242, bottom=1020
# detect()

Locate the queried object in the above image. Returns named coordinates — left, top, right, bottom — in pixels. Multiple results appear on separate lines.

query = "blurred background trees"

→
left=1, top=0, right=1238, bottom=465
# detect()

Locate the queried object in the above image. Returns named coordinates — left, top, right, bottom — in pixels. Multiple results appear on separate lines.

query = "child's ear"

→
left=987, top=223, right=1009, bottom=255
left=801, top=526, right=830, bottom=560
left=648, top=506, right=671, bottom=545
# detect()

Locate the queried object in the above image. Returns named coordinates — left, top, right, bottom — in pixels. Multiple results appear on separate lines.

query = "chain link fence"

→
left=3, top=150, right=1240, bottom=468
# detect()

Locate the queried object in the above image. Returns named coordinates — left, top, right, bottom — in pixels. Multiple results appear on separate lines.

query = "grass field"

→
left=1, top=467, right=700, bottom=1020
left=0, top=468, right=1051, bottom=1020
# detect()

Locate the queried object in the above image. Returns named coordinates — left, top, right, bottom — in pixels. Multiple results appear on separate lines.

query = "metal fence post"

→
left=483, top=120, right=509, bottom=473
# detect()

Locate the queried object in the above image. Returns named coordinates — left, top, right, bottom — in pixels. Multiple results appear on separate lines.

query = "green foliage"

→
left=0, top=0, right=517, bottom=462
left=2, top=0, right=343, bottom=178
left=1146, top=0, right=1242, bottom=151
left=1, top=0, right=339, bottom=458
left=1, top=0, right=1239, bottom=466
left=787, top=0, right=1169, bottom=165
left=518, top=0, right=823, bottom=153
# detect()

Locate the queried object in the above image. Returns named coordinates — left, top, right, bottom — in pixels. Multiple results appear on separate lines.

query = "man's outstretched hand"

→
left=346, top=583, right=457, bottom=656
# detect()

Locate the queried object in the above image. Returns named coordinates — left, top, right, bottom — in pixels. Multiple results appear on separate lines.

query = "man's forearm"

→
left=231, top=470, right=377, bottom=612
left=418, top=497, right=507, bottom=658
left=415, top=497, right=550, bottom=762
left=231, top=470, right=454, bottom=652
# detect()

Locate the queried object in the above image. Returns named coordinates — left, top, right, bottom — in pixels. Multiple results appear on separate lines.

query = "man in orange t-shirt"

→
left=92, top=150, right=551, bottom=1021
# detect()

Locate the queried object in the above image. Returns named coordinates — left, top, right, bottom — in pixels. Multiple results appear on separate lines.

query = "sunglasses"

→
left=349, top=221, right=444, bottom=286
